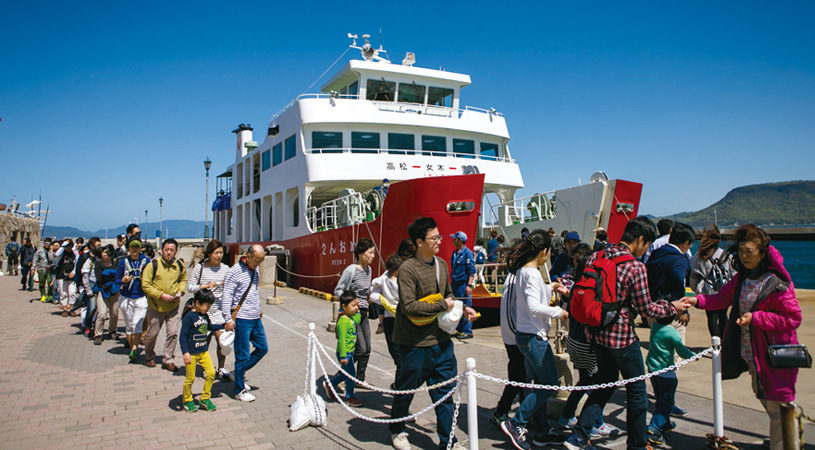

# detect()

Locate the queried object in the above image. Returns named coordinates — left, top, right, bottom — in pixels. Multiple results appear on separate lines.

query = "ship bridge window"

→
left=453, top=139, right=475, bottom=158
left=285, top=135, right=296, bottom=160
left=347, top=81, right=358, bottom=96
left=480, top=142, right=499, bottom=161
left=351, top=132, right=380, bottom=154
left=398, top=82, right=426, bottom=104
left=312, top=131, right=343, bottom=154
left=272, top=143, right=282, bottom=166
left=388, top=133, right=415, bottom=155
left=422, top=135, right=446, bottom=157
left=262, top=150, right=271, bottom=171
left=366, top=79, right=395, bottom=101
left=428, top=87, right=454, bottom=107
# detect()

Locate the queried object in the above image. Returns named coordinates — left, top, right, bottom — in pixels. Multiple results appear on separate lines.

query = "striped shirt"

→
left=188, top=262, right=229, bottom=324
left=335, top=264, right=372, bottom=309
left=220, top=262, right=261, bottom=321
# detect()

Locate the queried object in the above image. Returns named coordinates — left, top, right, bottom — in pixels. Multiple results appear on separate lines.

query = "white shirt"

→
left=369, top=271, right=399, bottom=318
left=501, top=267, right=564, bottom=343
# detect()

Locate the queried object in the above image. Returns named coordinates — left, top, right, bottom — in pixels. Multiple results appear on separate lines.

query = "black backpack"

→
left=703, top=249, right=734, bottom=293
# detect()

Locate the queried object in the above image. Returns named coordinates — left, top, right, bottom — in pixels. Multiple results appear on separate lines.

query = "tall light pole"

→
left=144, top=209, right=148, bottom=238
left=159, top=197, right=164, bottom=241
left=204, top=157, right=212, bottom=241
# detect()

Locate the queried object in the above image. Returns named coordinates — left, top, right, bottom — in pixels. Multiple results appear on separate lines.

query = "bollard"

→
left=780, top=403, right=796, bottom=450
left=309, top=323, right=317, bottom=397
left=711, top=336, right=724, bottom=437
left=466, top=358, right=479, bottom=450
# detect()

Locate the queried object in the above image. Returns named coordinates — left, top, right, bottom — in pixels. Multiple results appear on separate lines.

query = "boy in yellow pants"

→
left=180, top=289, right=224, bottom=412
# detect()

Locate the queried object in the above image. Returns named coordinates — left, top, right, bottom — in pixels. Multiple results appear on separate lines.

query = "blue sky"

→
left=1, top=1, right=813, bottom=230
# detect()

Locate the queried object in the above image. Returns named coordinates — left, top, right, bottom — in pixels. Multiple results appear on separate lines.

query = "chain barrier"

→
left=312, top=335, right=466, bottom=424
left=446, top=380, right=464, bottom=450
left=473, top=347, right=712, bottom=391
left=276, top=262, right=340, bottom=279
left=311, top=332, right=461, bottom=395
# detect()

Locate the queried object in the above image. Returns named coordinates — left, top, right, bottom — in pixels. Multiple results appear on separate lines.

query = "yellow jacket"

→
left=142, top=258, right=187, bottom=313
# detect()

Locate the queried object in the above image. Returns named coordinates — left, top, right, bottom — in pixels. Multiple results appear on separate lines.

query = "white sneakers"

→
left=391, top=431, right=410, bottom=450
left=236, top=389, right=256, bottom=402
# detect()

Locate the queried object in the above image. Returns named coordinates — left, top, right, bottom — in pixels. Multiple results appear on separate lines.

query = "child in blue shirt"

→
left=646, top=315, right=696, bottom=445
left=180, top=289, right=224, bottom=413
left=323, top=290, right=362, bottom=407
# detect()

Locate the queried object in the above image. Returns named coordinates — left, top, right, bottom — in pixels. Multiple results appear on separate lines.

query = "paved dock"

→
left=0, top=275, right=812, bottom=449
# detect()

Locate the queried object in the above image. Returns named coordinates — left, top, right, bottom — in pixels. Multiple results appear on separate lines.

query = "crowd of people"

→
left=12, top=214, right=802, bottom=449
left=21, top=224, right=271, bottom=413
left=318, top=216, right=801, bottom=450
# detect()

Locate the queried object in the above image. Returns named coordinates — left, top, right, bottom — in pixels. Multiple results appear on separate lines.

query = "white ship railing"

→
left=304, top=147, right=514, bottom=163
left=491, top=191, right=558, bottom=225
left=306, top=191, right=368, bottom=232
left=270, top=93, right=503, bottom=123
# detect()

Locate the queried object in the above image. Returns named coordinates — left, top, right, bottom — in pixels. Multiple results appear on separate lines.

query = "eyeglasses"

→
left=425, top=235, right=442, bottom=242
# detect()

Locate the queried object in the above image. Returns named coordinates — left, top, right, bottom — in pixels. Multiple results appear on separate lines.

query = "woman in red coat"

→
left=686, top=224, right=801, bottom=449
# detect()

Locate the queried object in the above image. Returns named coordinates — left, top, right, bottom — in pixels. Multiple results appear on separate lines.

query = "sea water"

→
left=691, top=240, right=815, bottom=289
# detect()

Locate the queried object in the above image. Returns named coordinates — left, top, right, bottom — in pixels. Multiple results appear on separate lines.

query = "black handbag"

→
left=765, top=330, right=812, bottom=369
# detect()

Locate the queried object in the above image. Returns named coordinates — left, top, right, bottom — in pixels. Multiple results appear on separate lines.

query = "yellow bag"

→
left=407, top=293, right=444, bottom=326
left=380, top=294, right=397, bottom=316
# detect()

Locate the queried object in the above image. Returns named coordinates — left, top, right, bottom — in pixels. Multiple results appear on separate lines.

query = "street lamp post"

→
left=204, top=157, right=211, bottom=241
left=144, top=209, right=148, bottom=238
left=159, top=197, right=164, bottom=242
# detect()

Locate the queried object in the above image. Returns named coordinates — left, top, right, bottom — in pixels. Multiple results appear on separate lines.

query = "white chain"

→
left=314, top=340, right=465, bottom=424
left=445, top=380, right=464, bottom=450
left=311, top=332, right=462, bottom=395
left=304, top=335, right=313, bottom=396
left=473, top=347, right=713, bottom=391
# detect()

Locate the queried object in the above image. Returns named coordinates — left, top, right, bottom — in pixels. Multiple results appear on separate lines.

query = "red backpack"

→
left=570, top=250, right=634, bottom=330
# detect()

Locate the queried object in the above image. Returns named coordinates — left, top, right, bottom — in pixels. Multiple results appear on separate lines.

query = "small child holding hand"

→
left=646, top=314, right=696, bottom=445
left=323, top=290, right=363, bottom=407
left=180, top=289, right=224, bottom=413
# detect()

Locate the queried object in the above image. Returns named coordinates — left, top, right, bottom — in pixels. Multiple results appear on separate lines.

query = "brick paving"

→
left=0, top=275, right=811, bottom=449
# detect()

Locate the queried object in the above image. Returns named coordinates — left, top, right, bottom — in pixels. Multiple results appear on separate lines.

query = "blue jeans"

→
left=573, top=341, right=648, bottom=450
left=649, top=371, right=677, bottom=431
left=390, top=340, right=457, bottom=449
left=561, top=367, right=605, bottom=428
left=511, top=333, right=558, bottom=431
left=452, top=282, right=472, bottom=334
left=330, top=353, right=356, bottom=398
left=234, top=318, right=268, bottom=394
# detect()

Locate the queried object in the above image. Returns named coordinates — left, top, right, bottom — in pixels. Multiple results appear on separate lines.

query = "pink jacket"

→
left=697, top=246, right=801, bottom=403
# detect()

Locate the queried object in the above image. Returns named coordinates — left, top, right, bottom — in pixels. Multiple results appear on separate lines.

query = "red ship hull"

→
left=228, top=173, right=485, bottom=293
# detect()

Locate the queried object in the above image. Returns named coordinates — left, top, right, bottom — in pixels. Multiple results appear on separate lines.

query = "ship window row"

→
left=255, top=135, right=297, bottom=183
left=365, top=79, right=454, bottom=107
left=309, top=131, right=504, bottom=160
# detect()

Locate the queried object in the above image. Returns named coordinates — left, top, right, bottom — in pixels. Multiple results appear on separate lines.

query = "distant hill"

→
left=665, top=180, right=815, bottom=228
left=44, top=220, right=206, bottom=239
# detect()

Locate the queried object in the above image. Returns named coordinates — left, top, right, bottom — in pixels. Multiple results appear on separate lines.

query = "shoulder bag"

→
left=231, top=267, right=257, bottom=321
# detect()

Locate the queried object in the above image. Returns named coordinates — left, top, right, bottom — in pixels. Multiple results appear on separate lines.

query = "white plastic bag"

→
left=33, top=271, right=39, bottom=284
left=219, top=331, right=234, bottom=355
left=437, top=300, right=463, bottom=334
left=288, top=394, right=327, bottom=431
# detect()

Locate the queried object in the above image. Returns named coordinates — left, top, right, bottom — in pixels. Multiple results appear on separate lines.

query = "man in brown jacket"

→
left=142, top=239, right=187, bottom=371
left=389, top=217, right=476, bottom=450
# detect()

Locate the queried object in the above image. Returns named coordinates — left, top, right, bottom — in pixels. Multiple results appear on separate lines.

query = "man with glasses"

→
left=222, top=244, right=268, bottom=402
left=389, top=217, right=477, bottom=450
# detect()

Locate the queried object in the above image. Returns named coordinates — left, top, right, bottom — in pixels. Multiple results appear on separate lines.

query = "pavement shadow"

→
left=106, top=346, right=131, bottom=356
left=167, top=394, right=184, bottom=411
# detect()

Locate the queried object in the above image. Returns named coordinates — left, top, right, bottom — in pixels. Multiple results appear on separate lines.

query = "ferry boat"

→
left=212, top=34, right=642, bottom=296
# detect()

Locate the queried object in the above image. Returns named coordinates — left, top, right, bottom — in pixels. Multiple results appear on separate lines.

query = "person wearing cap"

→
left=549, top=231, right=580, bottom=281
left=373, top=178, right=390, bottom=196
left=116, top=238, right=151, bottom=360
left=450, top=231, right=476, bottom=339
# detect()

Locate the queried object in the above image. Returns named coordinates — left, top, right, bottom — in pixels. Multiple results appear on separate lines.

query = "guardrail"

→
left=304, top=147, right=514, bottom=163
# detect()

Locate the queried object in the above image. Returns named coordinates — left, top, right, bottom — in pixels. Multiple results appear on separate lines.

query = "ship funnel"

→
left=232, top=123, right=255, bottom=158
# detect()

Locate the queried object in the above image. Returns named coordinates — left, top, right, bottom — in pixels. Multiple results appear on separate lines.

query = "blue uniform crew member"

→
left=450, top=231, right=476, bottom=339
left=549, top=231, right=580, bottom=281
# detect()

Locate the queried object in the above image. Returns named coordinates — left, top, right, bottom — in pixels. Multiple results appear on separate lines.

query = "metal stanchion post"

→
left=712, top=336, right=724, bottom=437
left=466, top=358, right=479, bottom=450
left=309, top=323, right=317, bottom=397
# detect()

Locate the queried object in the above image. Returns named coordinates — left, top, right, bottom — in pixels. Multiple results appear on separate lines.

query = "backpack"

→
left=570, top=250, right=634, bottom=330
left=7, top=243, right=19, bottom=258
left=475, top=248, right=486, bottom=265
left=704, top=249, right=734, bottom=293
left=150, top=259, right=185, bottom=285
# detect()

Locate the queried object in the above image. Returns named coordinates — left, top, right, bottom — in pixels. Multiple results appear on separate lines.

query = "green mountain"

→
left=665, top=180, right=815, bottom=228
